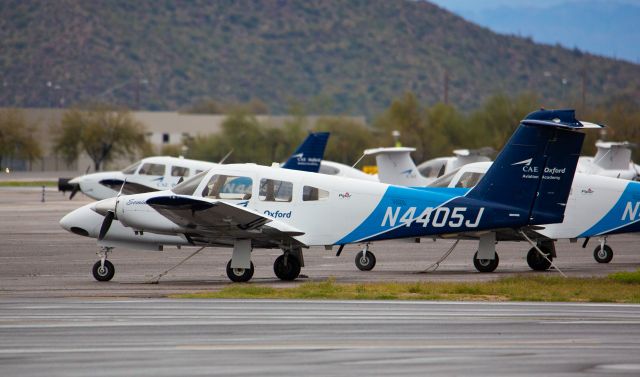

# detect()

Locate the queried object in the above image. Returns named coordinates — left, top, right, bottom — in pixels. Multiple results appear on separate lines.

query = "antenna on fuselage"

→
left=218, top=149, right=234, bottom=164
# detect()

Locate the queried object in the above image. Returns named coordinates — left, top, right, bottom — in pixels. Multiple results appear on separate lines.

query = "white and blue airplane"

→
left=62, top=132, right=330, bottom=200
left=369, top=138, right=640, bottom=270
left=60, top=109, right=598, bottom=282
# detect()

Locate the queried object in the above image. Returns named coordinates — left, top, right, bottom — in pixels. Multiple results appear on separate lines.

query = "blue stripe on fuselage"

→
left=337, top=186, right=529, bottom=244
left=579, top=181, right=640, bottom=237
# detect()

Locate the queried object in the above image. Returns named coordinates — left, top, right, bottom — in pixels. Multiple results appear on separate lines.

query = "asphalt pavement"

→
left=1, top=299, right=640, bottom=376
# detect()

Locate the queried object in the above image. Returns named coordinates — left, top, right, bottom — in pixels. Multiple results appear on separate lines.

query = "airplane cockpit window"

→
left=259, top=179, right=293, bottom=202
left=428, top=169, right=459, bottom=188
left=139, top=163, right=166, bottom=176
left=419, top=161, right=446, bottom=178
left=122, top=162, right=141, bottom=174
left=172, top=171, right=207, bottom=195
left=455, top=172, right=484, bottom=188
left=203, top=174, right=253, bottom=200
left=171, top=166, right=189, bottom=177
left=319, top=165, right=340, bottom=175
left=302, top=185, right=329, bottom=201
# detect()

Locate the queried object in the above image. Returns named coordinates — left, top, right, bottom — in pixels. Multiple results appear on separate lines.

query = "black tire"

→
left=273, top=254, right=301, bottom=281
left=355, top=251, right=376, bottom=271
left=473, top=251, right=499, bottom=273
left=226, top=260, right=255, bottom=282
left=593, top=244, right=613, bottom=264
left=92, top=260, right=115, bottom=282
left=526, top=247, right=552, bottom=271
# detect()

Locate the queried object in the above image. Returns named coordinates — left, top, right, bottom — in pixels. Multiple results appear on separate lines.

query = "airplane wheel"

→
left=355, top=251, right=376, bottom=271
left=226, top=260, right=254, bottom=282
left=526, top=247, right=552, bottom=271
left=273, top=254, right=301, bottom=281
left=473, top=251, right=499, bottom=273
left=593, top=245, right=613, bottom=264
left=92, top=260, right=115, bottom=282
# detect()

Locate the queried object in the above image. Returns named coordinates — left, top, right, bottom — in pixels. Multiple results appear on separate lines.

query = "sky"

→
left=428, top=0, right=640, bottom=63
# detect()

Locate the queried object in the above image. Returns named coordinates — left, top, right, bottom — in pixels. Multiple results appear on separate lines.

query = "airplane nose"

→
left=59, top=206, right=93, bottom=237
left=93, top=197, right=118, bottom=217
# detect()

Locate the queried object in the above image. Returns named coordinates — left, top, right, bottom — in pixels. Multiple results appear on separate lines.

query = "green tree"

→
left=53, top=104, right=148, bottom=171
left=468, top=92, right=540, bottom=150
left=0, top=108, right=42, bottom=170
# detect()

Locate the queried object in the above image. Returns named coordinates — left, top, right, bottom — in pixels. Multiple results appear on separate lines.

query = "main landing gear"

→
left=526, top=240, right=556, bottom=271
left=472, top=232, right=499, bottom=273
left=92, top=246, right=115, bottom=281
left=226, top=260, right=255, bottom=282
left=355, top=244, right=376, bottom=271
left=273, top=252, right=302, bottom=281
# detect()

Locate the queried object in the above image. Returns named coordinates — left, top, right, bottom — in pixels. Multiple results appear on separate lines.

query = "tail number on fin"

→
left=382, top=206, right=484, bottom=228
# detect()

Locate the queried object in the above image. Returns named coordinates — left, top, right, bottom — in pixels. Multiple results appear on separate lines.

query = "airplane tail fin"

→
left=281, top=132, right=330, bottom=173
left=466, top=109, right=602, bottom=225
left=363, top=147, right=431, bottom=186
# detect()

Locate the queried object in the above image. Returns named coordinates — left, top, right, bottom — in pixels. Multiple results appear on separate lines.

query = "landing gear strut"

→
left=355, top=244, right=376, bottom=271
left=92, top=247, right=115, bottom=281
left=593, top=237, right=613, bottom=263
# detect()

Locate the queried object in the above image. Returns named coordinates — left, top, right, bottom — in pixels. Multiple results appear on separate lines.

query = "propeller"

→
left=98, top=211, right=114, bottom=241
left=96, top=179, right=127, bottom=241
left=69, top=184, right=80, bottom=200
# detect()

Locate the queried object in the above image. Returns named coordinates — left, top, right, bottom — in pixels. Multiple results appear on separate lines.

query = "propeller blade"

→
left=69, top=185, right=80, bottom=200
left=98, top=211, right=115, bottom=241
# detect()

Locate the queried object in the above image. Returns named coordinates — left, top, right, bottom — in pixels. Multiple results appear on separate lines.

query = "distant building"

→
left=8, top=108, right=365, bottom=173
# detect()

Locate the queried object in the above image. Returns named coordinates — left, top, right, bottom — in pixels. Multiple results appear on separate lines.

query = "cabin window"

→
left=302, top=185, right=329, bottom=201
left=259, top=179, right=293, bottom=202
left=121, top=162, right=141, bottom=174
left=203, top=175, right=253, bottom=200
left=171, top=165, right=189, bottom=177
left=138, top=163, right=165, bottom=176
left=455, top=172, right=484, bottom=188
left=172, top=171, right=207, bottom=195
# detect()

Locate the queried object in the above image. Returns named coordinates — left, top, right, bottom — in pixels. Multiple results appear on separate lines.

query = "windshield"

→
left=428, top=169, right=459, bottom=188
left=171, top=171, right=207, bottom=195
left=121, top=162, right=141, bottom=174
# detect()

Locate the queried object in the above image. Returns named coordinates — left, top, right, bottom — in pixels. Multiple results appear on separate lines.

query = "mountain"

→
left=1, top=0, right=639, bottom=116
left=431, top=0, right=640, bottom=63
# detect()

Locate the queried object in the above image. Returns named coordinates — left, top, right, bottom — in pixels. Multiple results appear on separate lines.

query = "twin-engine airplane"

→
left=60, top=109, right=598, bottom=283
left=63, top=132, right=330, bottom=200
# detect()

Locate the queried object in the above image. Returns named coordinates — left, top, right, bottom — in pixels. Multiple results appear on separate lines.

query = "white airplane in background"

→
left=577, top=140, right=640, bottom=180
left=370, top=134, right=640, bottom=270
left=62, top=132, right=330, bottom=200
left=319, top=160, right=378, bottom=181
left=60, top=109, right=598, bottom=283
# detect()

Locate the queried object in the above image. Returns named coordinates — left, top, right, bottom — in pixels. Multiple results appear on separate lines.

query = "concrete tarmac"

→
left=1, top=187, right=640, bottom=297
left=1, top=299, right=640, bottom=376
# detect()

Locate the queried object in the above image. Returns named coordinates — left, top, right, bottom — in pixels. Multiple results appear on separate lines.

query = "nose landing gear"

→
left=92, top=247, right=115, bottom=281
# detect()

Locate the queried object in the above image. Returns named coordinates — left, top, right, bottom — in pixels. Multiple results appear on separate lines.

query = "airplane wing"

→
left=145, top=195, right=306, bottom=248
